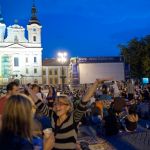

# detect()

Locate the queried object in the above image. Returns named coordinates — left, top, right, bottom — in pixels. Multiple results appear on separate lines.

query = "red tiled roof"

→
left=42, top=58, right=70, bottom=66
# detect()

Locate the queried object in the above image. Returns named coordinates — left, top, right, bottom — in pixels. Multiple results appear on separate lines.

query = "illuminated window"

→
left=55, top=78, right=58, bottom=84
left=33, top=36, right=36, bottom=42
left=34, top=68, right=37, bottom=74
left=14, top=57, right=19, bottom=66
left=34, top=57, right=37, bottom=63
left=54, top=69, right=58, bottom=75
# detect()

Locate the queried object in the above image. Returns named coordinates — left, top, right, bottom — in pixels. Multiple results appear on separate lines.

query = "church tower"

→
left=0, top=8, right=6, bottom=42
left=27, top=2, right=41, bottom=44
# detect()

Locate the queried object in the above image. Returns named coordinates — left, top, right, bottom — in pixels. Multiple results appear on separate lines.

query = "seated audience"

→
left=124, top=105, right=138, bottom=132
left=103, top=108, right=119, bottom=136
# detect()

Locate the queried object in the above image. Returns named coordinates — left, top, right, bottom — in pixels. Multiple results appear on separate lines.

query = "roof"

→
left=8, top=24, right=24, bottom=29
left=28, top=4, right=41, bottom=25
left=42, top=58, right=70, bottom=66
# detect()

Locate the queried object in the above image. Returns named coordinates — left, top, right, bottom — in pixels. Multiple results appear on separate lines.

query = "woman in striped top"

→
left=29, top=79, right=109, bottom=150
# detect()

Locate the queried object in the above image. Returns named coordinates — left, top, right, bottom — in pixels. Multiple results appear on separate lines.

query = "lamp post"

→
left=57, top=52, right=67, bottom=91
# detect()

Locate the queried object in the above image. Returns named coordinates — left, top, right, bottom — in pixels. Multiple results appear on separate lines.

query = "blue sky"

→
left=0, top=0, right=150, bottom=58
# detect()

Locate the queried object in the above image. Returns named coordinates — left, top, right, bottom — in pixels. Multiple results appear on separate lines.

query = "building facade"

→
left=0, top=4, right=42, bottom=85
left=42, top=58, right=69, bottom=86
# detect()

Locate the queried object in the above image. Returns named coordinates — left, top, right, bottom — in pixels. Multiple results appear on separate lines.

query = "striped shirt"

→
left=35, top=100, right=87, bottom=150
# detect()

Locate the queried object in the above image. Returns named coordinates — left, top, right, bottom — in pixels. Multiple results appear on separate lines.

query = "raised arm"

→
left=27, top=87, right=52, bottom=117
left=82, top=79, right=110, bottom=102
left=73, top=78, right=110, bottom=123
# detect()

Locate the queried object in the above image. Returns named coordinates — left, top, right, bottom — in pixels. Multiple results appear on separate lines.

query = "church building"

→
left=0, top=4, right=42, bottom=85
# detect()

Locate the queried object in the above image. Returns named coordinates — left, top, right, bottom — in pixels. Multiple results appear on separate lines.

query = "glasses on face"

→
left=53, top=102, right=69, bottom=107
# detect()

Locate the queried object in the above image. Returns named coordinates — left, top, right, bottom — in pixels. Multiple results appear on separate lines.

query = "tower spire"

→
left=28, top=0, right=40, bottom=25
left=33, top=0, right=35, bottom=4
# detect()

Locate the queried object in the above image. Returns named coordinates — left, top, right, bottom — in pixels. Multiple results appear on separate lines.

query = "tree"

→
left=119, top=36, right=150, bottom=78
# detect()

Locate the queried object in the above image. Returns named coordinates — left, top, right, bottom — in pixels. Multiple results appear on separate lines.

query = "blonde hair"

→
left=1, top=94, right=33, bottom=140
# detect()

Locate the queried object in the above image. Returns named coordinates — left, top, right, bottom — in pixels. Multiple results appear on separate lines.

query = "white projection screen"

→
left=79, top=63, right=125, bottom=84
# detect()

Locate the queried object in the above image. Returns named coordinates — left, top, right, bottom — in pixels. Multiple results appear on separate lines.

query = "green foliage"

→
left=119, top=36, right=150, bottom=78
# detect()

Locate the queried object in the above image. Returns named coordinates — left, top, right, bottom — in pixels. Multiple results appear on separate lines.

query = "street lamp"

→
left=57, top=52, right=67, bottom=91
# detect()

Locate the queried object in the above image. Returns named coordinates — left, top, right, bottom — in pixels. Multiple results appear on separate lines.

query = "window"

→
left=49, top=69, right=52, bottom=75
left=34, top=68, right=37, bottom=74
left=49, top=78, right=53, bottom=84
left=34, top=57, right=37, bottom=63
left=63, top=68, right=66, bottom=76
left=33, top=36, right=36, bottom=42
left=54, top=69, right=58, bottom=75
left=14, top=57, right=19, bottom=66
left=43, top=70, right=46, bottom=75
left=42, top=77, right=46, bottom=84
left=26, top=68, right=29, bottom=74
left=14, top=36, right=18, bottom=43
left=61, top=68, right=66, bottom=76
left=26, top=57, right=28, bottom=63
left=54, top=78, right=58, bottom=84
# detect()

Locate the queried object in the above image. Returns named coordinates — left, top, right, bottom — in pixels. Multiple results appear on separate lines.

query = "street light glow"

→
left=57, top=52, right=68, bottom=64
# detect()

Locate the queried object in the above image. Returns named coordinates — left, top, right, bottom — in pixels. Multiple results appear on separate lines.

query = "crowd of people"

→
left=0, top=79, right=149, bottom=150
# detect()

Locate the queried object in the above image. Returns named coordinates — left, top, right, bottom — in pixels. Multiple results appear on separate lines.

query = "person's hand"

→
left=43, top=132, right=55, bottom=150
left=82, top=78, right=112, bottom=102
left=95, top=78, right=112, bottom=85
